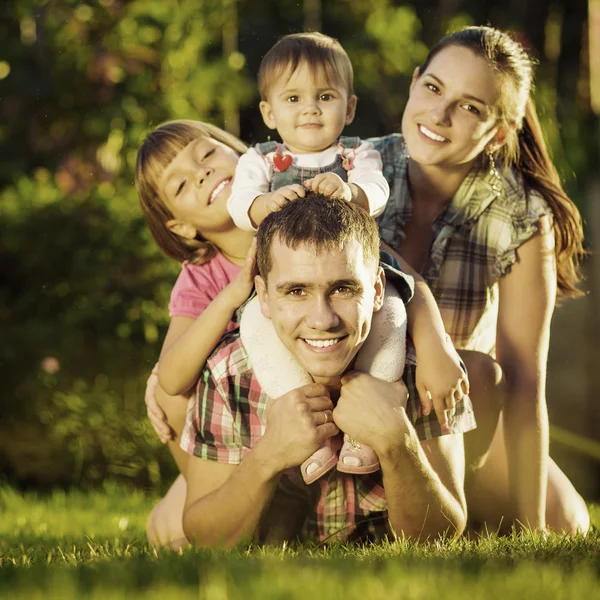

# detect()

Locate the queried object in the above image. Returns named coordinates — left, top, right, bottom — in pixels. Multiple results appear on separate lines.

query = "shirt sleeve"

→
left=493, top=188, right=553, bottom=279
left=180, top=366, right=245, bottom=464
left=227, top=147, right=272, bottom=232
left=347, top=140, right=390, bottom=217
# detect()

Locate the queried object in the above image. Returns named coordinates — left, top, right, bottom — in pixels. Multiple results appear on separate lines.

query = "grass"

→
left=0, top=485, right=599, bottom=599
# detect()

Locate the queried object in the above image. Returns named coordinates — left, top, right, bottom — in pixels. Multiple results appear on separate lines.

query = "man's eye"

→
left=287, top=288, right=305, bottom=296
left=333, top=286, right=353, bottom=295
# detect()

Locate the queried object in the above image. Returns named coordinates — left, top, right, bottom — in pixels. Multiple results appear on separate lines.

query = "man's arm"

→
left=334, top=372, right=467, bottom=540
left=378, top=414, right=466, bottom=540
left=183, top=382, right=338, bottom=547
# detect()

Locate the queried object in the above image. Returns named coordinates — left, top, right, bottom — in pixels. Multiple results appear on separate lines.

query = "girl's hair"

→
left=135, top=120, right=247, bottom=265
left=418, top=26, right=584, bottom=296
left=258, top=32, right=354, bottom=100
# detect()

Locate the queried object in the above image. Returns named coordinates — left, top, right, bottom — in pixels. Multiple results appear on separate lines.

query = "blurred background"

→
left=1, top=0, right=599, bottom=498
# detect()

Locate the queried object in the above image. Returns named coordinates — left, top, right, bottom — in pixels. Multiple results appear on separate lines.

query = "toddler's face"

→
left=259, top=62, right=356, bottom=155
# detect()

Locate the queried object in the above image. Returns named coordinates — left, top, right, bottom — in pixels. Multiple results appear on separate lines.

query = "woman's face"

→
left=159, top=136, right=239, bottom=239
left=402, top=45, right=505, bottom=169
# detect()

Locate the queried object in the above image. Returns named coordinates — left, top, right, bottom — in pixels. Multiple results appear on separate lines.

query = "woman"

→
left=372, top=26, right=588, bottom=534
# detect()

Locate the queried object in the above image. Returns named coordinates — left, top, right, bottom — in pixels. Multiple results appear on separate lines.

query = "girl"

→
left=137, top=120, right=469, bottom=548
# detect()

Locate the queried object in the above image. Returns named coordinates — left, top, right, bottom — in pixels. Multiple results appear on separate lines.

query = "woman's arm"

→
left=496, top=217, right=556, bottom=529
left=158, top=244, right=257, bottom=396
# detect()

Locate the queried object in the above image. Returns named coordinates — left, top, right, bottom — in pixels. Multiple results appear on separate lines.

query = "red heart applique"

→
left=273, top=153, right=293, bottom=172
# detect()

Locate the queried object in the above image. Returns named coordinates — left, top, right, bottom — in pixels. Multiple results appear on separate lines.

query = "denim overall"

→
left=256, top=136, right=360, bottom=191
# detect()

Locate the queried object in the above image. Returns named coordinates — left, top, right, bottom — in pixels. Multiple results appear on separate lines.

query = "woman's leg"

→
left=459, top=350, right=590, bottom=536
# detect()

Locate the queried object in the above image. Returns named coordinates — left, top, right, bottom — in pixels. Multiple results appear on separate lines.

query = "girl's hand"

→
left=415, top=340, right=470, bottom=431
left=224, top=237, right=258, bottom=309
left=304, top=173, right=352, bottom=201
left=145, top=365, right=173, bottom=444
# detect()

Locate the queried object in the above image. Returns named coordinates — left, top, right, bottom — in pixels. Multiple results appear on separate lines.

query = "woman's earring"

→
left=486, top=148, right=500, bottom=192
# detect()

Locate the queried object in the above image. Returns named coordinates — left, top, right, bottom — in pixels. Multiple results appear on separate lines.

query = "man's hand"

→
left=416, top=339, right=469, bottom=431
left=304, top=173, right=352, bottom=201
left=260, top=383, right=339, bottom=473
left=249, top=185, right=306, bottom=227
left=334, top=372, right=409, bottom=456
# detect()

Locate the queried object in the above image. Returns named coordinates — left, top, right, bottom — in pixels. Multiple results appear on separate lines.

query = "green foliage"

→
left=1, top=0, right=597, bottom=489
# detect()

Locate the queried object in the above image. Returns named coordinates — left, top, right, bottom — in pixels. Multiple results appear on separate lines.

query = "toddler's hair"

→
left=258, top=32, right=354, bottom=100
left=135, top=120, right=247, bottom=264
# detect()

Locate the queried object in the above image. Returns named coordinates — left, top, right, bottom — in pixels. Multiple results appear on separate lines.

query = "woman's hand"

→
left=145, top=365, right=173, bottom=444
left=416, top=339, right=469, bottom=430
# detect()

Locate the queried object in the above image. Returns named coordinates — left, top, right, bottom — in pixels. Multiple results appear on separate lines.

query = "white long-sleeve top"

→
left=227, top=140, right=390, bottom=232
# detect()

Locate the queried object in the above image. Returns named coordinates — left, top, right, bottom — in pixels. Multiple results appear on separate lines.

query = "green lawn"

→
left=0, top=485, right=599, bottom=599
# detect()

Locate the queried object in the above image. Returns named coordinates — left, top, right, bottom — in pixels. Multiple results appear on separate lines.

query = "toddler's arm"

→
left=158, top=242, right=257, bottom=396
left=347, top=140, right=389, bottom=217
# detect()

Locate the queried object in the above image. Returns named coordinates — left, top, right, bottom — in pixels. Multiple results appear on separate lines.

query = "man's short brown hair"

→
left=258, top=32, right=354, bottom=100
left=256, top=193, right=380, bottom=281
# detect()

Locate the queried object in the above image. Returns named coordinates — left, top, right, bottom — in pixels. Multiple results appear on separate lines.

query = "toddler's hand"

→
left=225, top=237, right=257, bottom=309
left=249, top=186, right=306, bottom=227
left=145, top=365, right=173, bottom=444
left=416, top=340, right=469, bottom=431
left=304, top=173, right=352, bottom=201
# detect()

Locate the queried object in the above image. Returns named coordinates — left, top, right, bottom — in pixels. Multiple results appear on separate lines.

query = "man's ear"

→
left=166, top=219, right=197, bottom=240
left=259, top=100, right=277, bottom=130
left=373, top=266, right=386, bottom=313
left=345, top=94, right=358, bottom=125
left=255, top=274, right=271, bottom=319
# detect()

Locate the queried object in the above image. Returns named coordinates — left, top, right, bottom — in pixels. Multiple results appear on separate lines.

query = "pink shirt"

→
left=169, top=252, right=242, bottom=330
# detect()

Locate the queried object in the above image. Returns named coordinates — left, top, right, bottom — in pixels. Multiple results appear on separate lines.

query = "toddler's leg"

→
left=240, top=296, right=337, bottom=484
left=338, top=282, right=407, bottom=474
left=240, top=296, right=312, bottom=397
left=354, top=281, right=407, bottom=381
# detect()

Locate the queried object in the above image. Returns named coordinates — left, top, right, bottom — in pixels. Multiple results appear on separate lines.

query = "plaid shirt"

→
left=181, top=330, right=476, bottom=544
left=371, top=134, right=552, bottom=354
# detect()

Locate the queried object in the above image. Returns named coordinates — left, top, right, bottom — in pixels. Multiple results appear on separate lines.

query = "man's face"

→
left=255, top=236, right=385, bottom=385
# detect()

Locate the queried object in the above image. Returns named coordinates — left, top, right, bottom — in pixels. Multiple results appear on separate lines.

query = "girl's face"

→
left=259, top=62, right=357, bottom=155
left=402, top=45, right=506, bottom=169
left=159, top=137, right=239, bottom=240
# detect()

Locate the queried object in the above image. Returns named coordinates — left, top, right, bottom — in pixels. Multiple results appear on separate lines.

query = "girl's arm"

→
left=496, top=217, right=555, bottom=529
left=381, top=242, right=468, bottom=427
left=158, top=242, right=257, bottom=396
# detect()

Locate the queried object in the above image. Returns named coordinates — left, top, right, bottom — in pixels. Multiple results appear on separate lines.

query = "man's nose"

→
left=305, top=296, right=339, bottom=330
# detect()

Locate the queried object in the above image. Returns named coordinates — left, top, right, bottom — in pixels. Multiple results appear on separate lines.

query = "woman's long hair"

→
left=418, top=26, right=585, bottom=297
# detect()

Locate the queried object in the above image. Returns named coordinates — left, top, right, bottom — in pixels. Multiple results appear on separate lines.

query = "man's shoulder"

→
left=205, top=331, right=255, bottom=383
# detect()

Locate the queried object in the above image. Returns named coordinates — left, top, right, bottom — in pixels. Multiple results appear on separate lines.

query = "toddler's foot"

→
left=301, top=436, right=341, bottom=484
left=336, top=434, right=380, bottom=474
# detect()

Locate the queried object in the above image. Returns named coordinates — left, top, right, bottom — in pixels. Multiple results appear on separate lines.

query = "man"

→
left=181, top=193, right=474, bottom=546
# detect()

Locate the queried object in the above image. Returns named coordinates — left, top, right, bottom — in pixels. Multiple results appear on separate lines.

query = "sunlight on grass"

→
left=0, top=485, right=598, bottom=599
